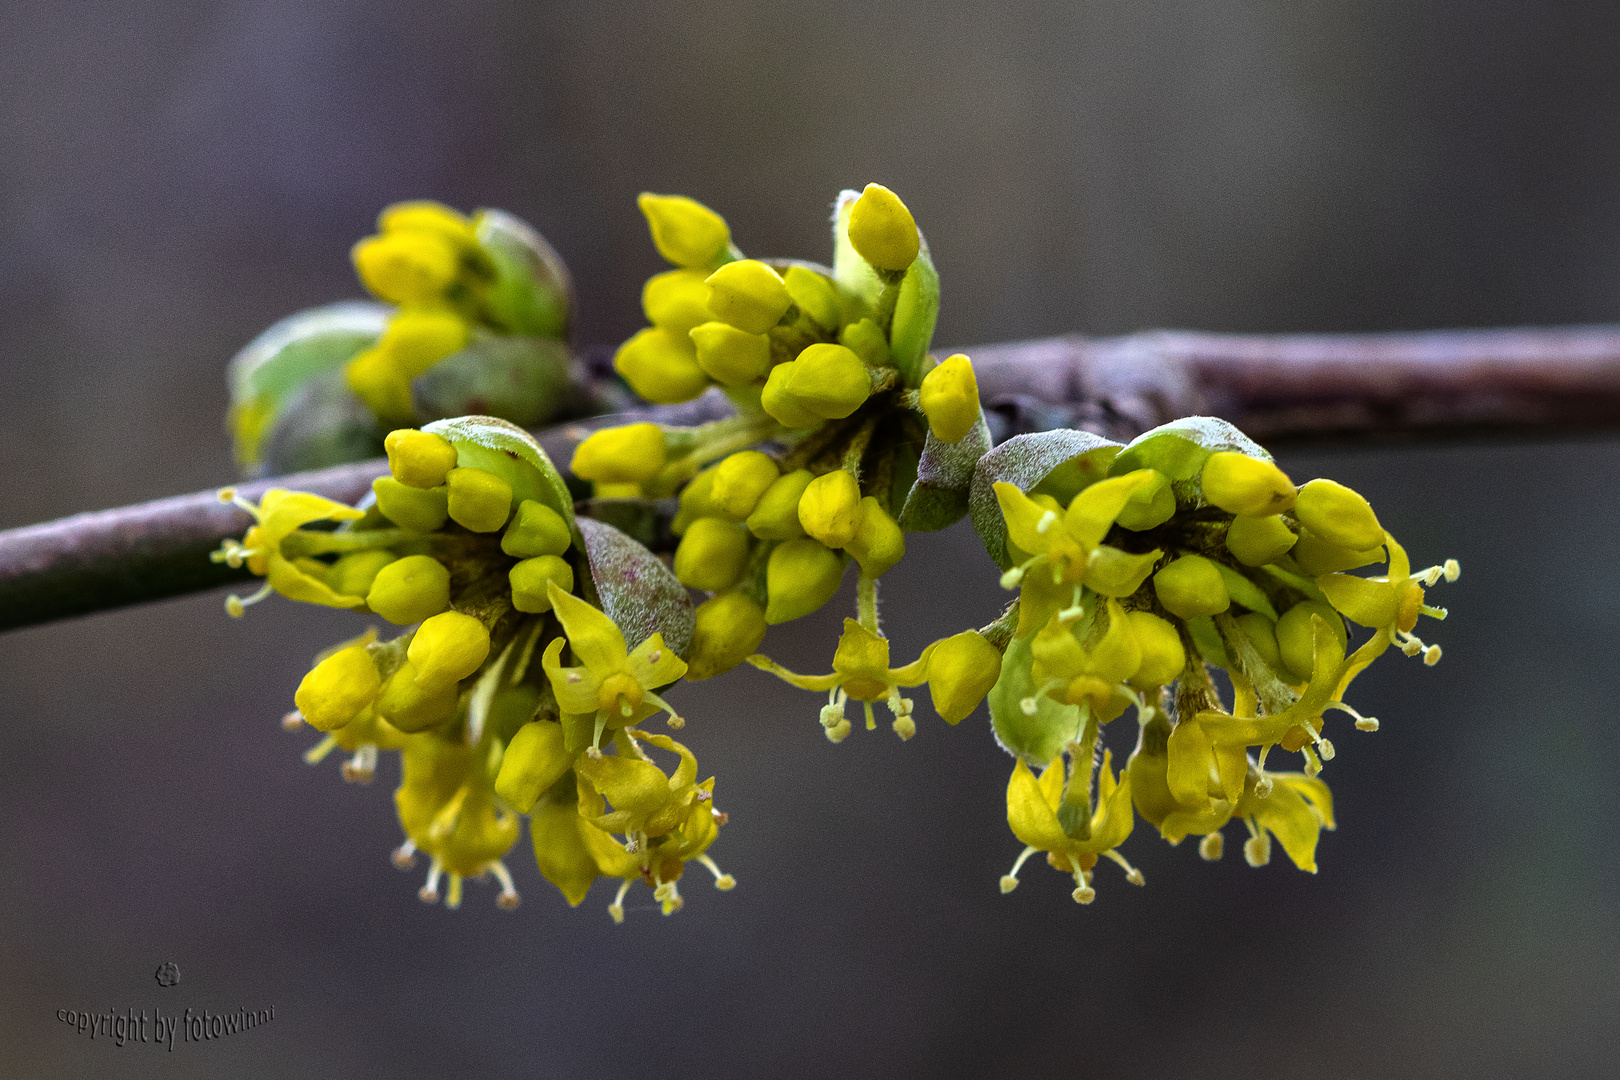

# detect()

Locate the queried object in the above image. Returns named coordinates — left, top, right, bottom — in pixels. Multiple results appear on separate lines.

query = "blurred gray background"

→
left=3, top=2, right=1617, bottom=1077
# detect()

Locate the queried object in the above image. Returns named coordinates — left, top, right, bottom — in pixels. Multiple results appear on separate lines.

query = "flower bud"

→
left=642, top=268, right=713, bottom=332
left=352, top=230, right=459, bottom=305
left=493, top=719, right=572, bottom=813
left=1126, top=611, right=1186, bottom=688
left=845, top=497, right=905, bottom=577
left=328, top=550, right=397, bottom=599
left=408, top=611, right=491, bottom=691
left=918, top=353, right=979, bottom=443
left=385, top=428, right=459, bottom=489
left=613, top=327, right=710, bottom=404
left=378, top=200, right=476, bottom=245
left=1115, top=473, right=1175, bottom=531
left=372, top=476, right=449, bottom=532
left=765, top=539, right=846, bottom=624
left=295, top=643, right=381, bottom=732
left=847, top=183, right=920, bottom=272
left=638, top=193, right=731, bottom=268
left=1225, top=513, right=1297, bottom=566
left=510, top=555, right=575, bottom=613
left=346, top=348, right=414, bottom=424
left=366, top=554, right=451, bottom=625
left=760, top=361, right=819, bottom=427
left=1275, top=601, right=1346, bottom=682
left=570, top=422, right=667, bottom=484
left=674, top=517, right=751, bottom=591
left=690, top=322, right=772, bottom=386
left=1200, top=451, right=1296, bottom=516
left=711, top=451, right=780, bottom=519
left=380, top=308, right=470, bottom=379
left=787, top=343, right=870, bottom=419
left=374, top=660, right=459, bottom=733
left=446, top=466, right=513, bottom=532
left=798, top=469, right=865, bottom=548
left=746, top=469, right=814, bottom=539
left=501, top=499, right=572, bottom=558
left=1235, top=612, right=1283, bottom=673
left=926, top=630, right=1001, bottom=723
left=686, top=592, right=769, bottom=681
left=705, top=259, right=792, bottom=335
left=783, top=265, right=840, bottom=331
left=1295, top=478, right=1383, bottom=551
left=673, top=466, right=719, bottom=535
left=1152, top=554, right=1231, bottom=619
left=1291, top=530, right=1384, bottom=576
left=839, top=318, right=891, bottom=368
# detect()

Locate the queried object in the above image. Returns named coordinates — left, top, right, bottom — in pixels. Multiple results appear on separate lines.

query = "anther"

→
left=697, top=854, right=736, bottom=890
left=1356, top=716, right=1380, bottom=731
left=1035, top=510, right=1057, bottom=535
left=1444, top=558, right=1460, bottom=582
left=418, top=859, right=444, bottom=903
left=1199, top=832, right=1224, bottom=861
left=1104, top=849, right=1145, bottom=886
left=281, top=710, right=305, bottom=732
left=1318, top=738, right=1336, bottom=761
left=825, top=718, right=851, bottom=743
left=1020, top=696, right=1039, bottom=716
left=392, top=840, right=417, bottom=870
left=1243, top=830, right=1271, bottom=868
left=1071, top=885, right=1096, bottom=904
left=1423, top=644, right=1442, bottom=666
left=1253, top=775, right=1274, bottom=799
left=341, top=745, right=378, bottom=784
left=892, top=715, right=916, bottom=741
left=491, top=862, right=520, bottom=910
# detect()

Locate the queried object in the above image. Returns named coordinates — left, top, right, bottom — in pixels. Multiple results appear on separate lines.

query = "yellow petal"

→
left=530, top=799, right=599, bottom=906
left=994, top=482, right=1056, bottom=559
left=547, top=581, right=628, bottom=674
left=259, top=489, right=364, bottom=542
left=627, top=632, right=688, bottom=691
left=266, top=557, right=366, bottom=609
left=541, top=637, right=604, bottom=715
left=1063, top=471, right=1157, bottom=549
left=1008, top=760, right=1070, bottom=852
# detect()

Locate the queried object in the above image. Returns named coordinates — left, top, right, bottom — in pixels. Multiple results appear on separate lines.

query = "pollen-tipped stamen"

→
left=340, top=744, right=378, bottom=784
left=609, top=879, right=633, bottom=924
left=1103, top=849, right=1146, bottom=886
left=392, top=840, right=418, bottom=870
left=302, top=734, right=339, bottom=765
left=224, top=581, right=273, bottom=618
left=696, top=853, right=736, bottom=890
left=1001, top=845, right=1039, bottom=893
left=419, top=857, right=444, bottom=902
left=491, top=860, right=520, bottom=910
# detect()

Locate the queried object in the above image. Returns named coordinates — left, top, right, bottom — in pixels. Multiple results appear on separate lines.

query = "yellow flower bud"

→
left=510, top=555, right=575, bottom=613
left=1152, top=554, right=1231, bottom=619
left=407, top=611, right=491, bottom=693
left=926, top=630, right=1002, bottom=723
left=1225, top=513, right=1298, bottom=566
left=352, top=230, right=460, bottom=305
left=380, top=308, right=470, bottom=379
left=570, top=422, right=667, bottom=484
left=760, top=361, right=819, bottom=427
left=686, top=592, right=769, bottom=681
left=673, top=466, right=719, bottom=535
left=845, top=497, right=905, bottom=577
left=642, top=268, right=713, bottom=332
left=372, top=476, right=449, bottom=533
left=346, top=348, right=414, bottom=423
left=1235, top=612, right=1283, bottom=672
left=783, top=265, right=840, bottom=331
left=674, top=517, right=751, bottom=591
left=847, top=183, right=920, bottom=272
left=377, top=200, right=475, bottom=245
left=797, top=469, right=865, bottom=549
left=446, top=466, right=513, bottom=532
left=787, top=343, right=870, bottom=419
left=1201, top=451, right=1296, bottom=516
left=366, top=554, right=451, bottom=625
left=374, top=660, right=459, bottom=733
left=1295, top=478, right=1383, bottom=551
left=1291, top=530, right=1384, bottom=576
left=612, top=326, right=710, bottom=404
left=501, top=499, right=572, bottom=558
left=328, top=550, right=396, bottom=599
left=689, top=322, right=772, bottom=386
left=918, top=353, right=979, bottom=443
left=711, top=451, right=780, bottom=520
left=746, top=469, right=814, bottom=539
left=839, top=318, right=890, bottom=368
left=765, top=539, right=846, bottom=624
left=294, top=643, right=381, bottom=732
left=385, top=428, right=459, bottom=489
left=637, top=193, right=731, bottom=268
left=1275, top=601, right=1347, bottom=682
left=705, top=259, right=792, bottom=335
left=1126, top=611, right=1186, bottom=688
left=493, top=719, right=571, bottom=813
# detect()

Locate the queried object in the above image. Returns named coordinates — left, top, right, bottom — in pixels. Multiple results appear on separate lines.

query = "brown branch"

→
left=4, top=322, right=1619, bottom=633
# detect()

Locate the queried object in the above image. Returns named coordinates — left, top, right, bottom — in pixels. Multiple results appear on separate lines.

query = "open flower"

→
left=1000, top=749, right=1138, bottom=903
left=540, top=580, right=687, bottom=749
left=212, top=487, right=367, bottom=616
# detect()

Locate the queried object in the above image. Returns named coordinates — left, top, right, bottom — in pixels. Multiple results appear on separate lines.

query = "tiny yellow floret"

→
left=446, top=467, right=513, bottom=532
left=638, top=193, right=731, bottom=268
left=705, top=259, right=792, bottom=335
left=408, top=611, right=491, bottom=692
left=295, top=643, right=381, bottom=732
left=386, top=429, right=460, bottom=490
left=613, top=327, right=710, bottom=404
left=847, top=183, right=920, bottom=272
left=367, top=554, right=451, bottom=625
left=689, top=322, right=772, bottom=386
left=797, top=470, right=865, bottom=549
left=1201, top=452, right=1296, bottom=516
left=686, top=592, right=769, bottom=681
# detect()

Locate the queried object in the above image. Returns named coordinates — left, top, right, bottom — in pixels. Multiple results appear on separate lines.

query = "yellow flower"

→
left=1232, top=771, right=1335, bottom=872
left=393, top=734, right=521, bottom=910
left=748, top=618, right=938, bottom=741
left=540, top=581, right=688, bottom=748
left=1316, top=532, right=1457, bottom=665
left=212, top=487, right=367, bottom=616
left=1000, top=750, right=1138, bottom=903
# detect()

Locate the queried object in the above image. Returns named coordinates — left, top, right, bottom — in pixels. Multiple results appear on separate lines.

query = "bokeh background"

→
left=3, top=2, right=1618, bottom=1077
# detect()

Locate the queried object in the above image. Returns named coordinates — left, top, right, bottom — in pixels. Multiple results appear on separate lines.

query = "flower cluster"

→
left=215, top=417, right=732, bottom=918
left=227, top=201, right=576, bottom=476
left=217, top=184, right=1457, bottom=920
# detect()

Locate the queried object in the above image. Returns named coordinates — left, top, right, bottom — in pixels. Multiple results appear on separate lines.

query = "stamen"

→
left=1057, top=585, right=1085, bottom=624
left=863, top=701, right=877, bottom=731
left=1444, top=558, right=1460, bottom=582
left=1020, top=696, right=1039, bottom=716
left=1301, top=742, right=1322, bottom=777
left=657, top=879, right=684, bottom=916
left=588, top=714, right=608, bottom=756
left=1242, top=819, right=1271, bottom=868
left=217, top=487, right=264, bottom=521
left=1318, top=738, right=1336, bottom=761
left=445, top=873, right=464, bottom=910
left=1423, top=644, right=1442, bottom=666
left=825, top=718, right=851, bottom=743
left=1071, top=864, right=1096, bottom=904
left=340, top=745, right=378, bottom=784
left=1035, top=509, right=1058, bottom=534
left=224, top=580, right=273, bottom=619
left=645, top=691, right=685, bottom=730
left=1253, top=774, right=1273, bottom=800
left=892, top=716, right=916, bottom=740
left=1199, top=832, right=1224, bottom=861
left=1327, top=700, right=1379, bottom=732
left=1103, top=849, right=1145, bottom=886
left=697, top=854, right=736, bottom=890
left=491, top=861, right=520, bottom=910
left=1001, top=845, right=1039, bottom=892
left=391, top=840, right=417, bottom=870
left=302, top=735, right=339, bottom=765
left=609, top=879, right=632, bottom=924
left=419, top=858, right=444, bottom=903
left=281, top=709, right=305, bottom=732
